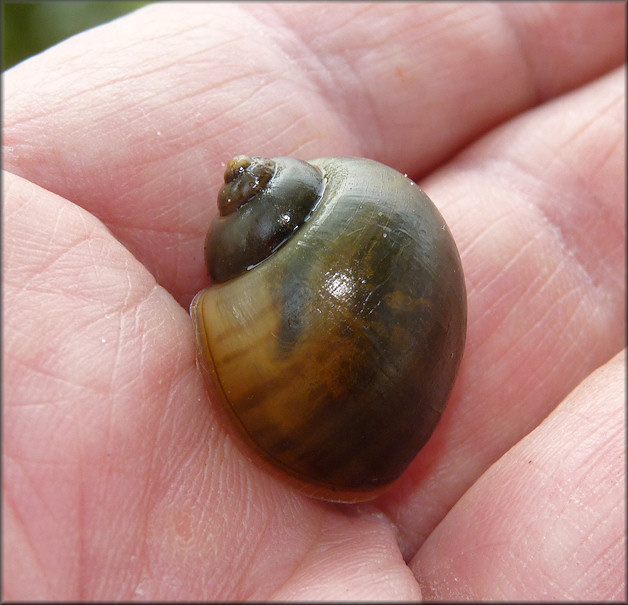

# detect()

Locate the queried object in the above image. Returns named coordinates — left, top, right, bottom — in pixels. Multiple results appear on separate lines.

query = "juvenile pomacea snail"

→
left=190, top=155, right=466, bottom=502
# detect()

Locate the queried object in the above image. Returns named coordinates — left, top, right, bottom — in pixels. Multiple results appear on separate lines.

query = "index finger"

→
left=3, top=2, right=624, bottom=303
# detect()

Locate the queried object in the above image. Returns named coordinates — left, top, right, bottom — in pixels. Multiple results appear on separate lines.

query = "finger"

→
left=3, top=3, right=624, bottom=304
left=259, top=0, right=625, bottom=170
left=410, top=350, right=626, bottom=601
left=2, top=171, right=199, bottom=598
left=378, top=66, right=625, bottom=556
left=264, top=509, right=422, bottom=601
left=2, top=172, right=419, bottom=600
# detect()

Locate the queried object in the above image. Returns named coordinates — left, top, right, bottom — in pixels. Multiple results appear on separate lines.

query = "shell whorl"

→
left=205, top=156, right=326, bottom=283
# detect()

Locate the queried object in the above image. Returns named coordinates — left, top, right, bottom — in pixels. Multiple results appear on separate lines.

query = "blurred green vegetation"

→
left=3, top=1, right=152, bottom=71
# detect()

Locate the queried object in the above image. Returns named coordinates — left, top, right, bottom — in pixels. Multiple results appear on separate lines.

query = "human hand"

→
left=3, top=2, right=625, bottom=600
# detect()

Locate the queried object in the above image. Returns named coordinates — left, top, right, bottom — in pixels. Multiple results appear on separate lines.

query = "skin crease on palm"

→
left=2, top=1, right=625, bottom=601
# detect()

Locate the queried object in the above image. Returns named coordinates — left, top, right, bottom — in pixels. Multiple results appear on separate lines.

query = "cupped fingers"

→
left=379, top=66, right=625, bottom=557
left=411, top=350, right=626, bottom=601
left=3, top=2, right=624, bottom=305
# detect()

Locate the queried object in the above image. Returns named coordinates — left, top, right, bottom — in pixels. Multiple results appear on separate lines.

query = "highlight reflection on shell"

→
left=191, top=155, right=467, bottom=502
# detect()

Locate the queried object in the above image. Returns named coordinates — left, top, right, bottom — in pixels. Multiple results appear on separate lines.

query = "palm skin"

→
left=3, top=2, right=625, bottom=601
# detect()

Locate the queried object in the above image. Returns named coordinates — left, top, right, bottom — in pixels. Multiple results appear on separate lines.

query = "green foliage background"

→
left=3, top=1, right=152, bottom=71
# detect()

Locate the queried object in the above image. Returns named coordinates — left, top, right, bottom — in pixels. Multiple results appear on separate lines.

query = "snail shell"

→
left=190, top=155, right=466, bottom=502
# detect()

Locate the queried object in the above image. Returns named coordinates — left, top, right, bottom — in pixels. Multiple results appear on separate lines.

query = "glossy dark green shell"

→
left=205, top=157, right=325, bottom=283
left=191, top=156, right=467, bottom=501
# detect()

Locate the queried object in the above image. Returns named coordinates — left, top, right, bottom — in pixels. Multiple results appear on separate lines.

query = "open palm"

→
left=4, top=3, right=625, bottom=600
